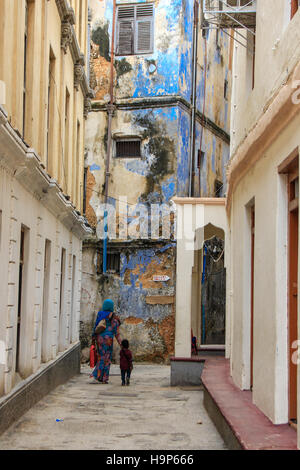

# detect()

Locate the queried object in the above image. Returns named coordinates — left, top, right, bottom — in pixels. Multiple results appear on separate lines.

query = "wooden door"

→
left=291, top=0, right=299, bottom=19
left=250, top=206, right=255, bottom=389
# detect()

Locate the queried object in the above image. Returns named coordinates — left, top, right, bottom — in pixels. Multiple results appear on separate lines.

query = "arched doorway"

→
left=192, top=223, right=225, bottom=350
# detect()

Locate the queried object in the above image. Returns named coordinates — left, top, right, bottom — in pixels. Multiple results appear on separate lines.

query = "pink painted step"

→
left=202, top=357, right=298, bottom=450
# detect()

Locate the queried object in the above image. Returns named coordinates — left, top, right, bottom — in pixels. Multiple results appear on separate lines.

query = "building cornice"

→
left=83, top=237, right=175, bottom=250
left=91, top=95, right=230, bottom=145
left=226, top=60, right=300, bottom=214
left=172, top=197, right=226, bottom=206
left=0, top=106, right=92, bottom=240
left=55, top=0, right=94, bottom=117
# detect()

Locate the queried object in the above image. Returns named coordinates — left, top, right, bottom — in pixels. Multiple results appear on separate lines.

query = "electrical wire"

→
left=84, top=183, right=177, bottom=209
left=200, top=233, right=225, bottom=263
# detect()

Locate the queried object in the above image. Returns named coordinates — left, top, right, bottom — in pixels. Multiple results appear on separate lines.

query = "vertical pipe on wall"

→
left=198, top=1, right=208, bottom=197
left=103, top=0, right=117, bottom=273
left=198, top=35, right=207, bottom=196
left=188, top=0, right=199, bottom=197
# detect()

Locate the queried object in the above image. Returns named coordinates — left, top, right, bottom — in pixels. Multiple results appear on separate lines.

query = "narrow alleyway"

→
left=0, top=365, right=227, bottom=450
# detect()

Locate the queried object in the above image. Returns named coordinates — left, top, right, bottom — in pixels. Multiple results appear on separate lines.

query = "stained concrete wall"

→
left=87, top=0, right=232, bottom=200
left=81, top=240, right=176, bottom=363
left=81, top=0, right=232, bottom=362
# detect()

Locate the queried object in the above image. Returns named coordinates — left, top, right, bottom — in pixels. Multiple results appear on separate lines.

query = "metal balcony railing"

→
left=203, top=0, right=256, bottom=28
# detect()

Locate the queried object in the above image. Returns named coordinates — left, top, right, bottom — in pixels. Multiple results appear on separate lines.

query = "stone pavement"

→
left=0, top=364, right=227, bottom=450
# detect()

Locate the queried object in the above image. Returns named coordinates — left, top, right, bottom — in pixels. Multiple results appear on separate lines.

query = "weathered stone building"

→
left=81, top=0, right=232, bottom=362
left=0, top=0, right=92, bottom=432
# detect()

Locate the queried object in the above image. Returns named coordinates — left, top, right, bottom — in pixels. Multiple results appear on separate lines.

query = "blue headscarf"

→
left=93, top=299, right=114, bottom=334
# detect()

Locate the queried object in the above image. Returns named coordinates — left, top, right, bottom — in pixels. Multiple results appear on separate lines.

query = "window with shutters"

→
left=116, top=3, right=154, bottom=56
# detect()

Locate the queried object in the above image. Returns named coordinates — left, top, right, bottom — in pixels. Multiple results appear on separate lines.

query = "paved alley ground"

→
left=0, top=365, right=227, bottom=450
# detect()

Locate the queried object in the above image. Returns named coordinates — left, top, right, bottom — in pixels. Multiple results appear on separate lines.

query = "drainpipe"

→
left=103, top=0, right=117, bottom=273
left=188, top=0, right=199, bottom=197
left=87, top=1, right=91, bottom=85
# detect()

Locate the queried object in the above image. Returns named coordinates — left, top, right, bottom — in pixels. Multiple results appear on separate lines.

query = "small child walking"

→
left=120, top=339, right=133, bottom=386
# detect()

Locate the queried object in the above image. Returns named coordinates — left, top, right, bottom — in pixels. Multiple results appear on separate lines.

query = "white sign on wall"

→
left=153, top=275, right=170, bottom=282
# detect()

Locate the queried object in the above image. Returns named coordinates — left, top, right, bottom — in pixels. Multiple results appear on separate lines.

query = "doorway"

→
left=288, top=168, right=298, bottom=423
left=279, top=150, right=299, bottom=425
left=41, top=239, right=51, bottom=362
left=16, top=226, right=29, bottom=376
left=58, top=248, right=66, bottom=351
left=194, top=224, right=226, bottom=349
left=250, top=205, right=255, bottom=390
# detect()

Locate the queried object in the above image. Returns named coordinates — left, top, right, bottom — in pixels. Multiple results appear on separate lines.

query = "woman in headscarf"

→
left=90, top=299, right=122, bottom=384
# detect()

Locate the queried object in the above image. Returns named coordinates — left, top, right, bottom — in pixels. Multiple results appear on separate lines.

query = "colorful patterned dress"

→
left=91, top=315, right=121, bottom=383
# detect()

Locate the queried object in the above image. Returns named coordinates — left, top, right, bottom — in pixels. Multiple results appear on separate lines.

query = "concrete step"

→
left=197, top=345, right=225, bottom=357
left=202, top=357, right=298, bottom=450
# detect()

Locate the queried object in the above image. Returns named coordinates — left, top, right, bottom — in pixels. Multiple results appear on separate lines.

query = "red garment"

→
left=89, top=344, right=97, bottom=368
left=120, top=348, right=132, bottom=371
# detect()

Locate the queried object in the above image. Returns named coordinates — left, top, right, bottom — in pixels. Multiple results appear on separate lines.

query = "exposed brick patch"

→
left=123, top=316, right=143, bottom=325
left=158, top=313, right=175, bottom=358
left=85, top=169, right=97, bottom=228
left=90, top=43, right=111, bottom=100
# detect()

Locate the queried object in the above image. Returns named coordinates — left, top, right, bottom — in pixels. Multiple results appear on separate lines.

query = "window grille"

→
left=116, top=140, right=141, bottom=158
left=107, top=253, right=120, bottom=274
left=96, top=252, right=121, bottom=274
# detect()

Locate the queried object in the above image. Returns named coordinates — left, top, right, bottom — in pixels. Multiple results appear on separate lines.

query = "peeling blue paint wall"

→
left=81, top=0, right=232, bottom=362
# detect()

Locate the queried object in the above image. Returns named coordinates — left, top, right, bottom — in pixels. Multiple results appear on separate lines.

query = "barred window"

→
left=96, top=252, right=120, bottom=275
left=107, top=253, right=120, bottom=274
left=116, top=3, right=154, bottom=55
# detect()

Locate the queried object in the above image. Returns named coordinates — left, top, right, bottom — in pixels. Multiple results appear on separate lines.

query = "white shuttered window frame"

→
left=116, top=3, right=154, bottom=56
